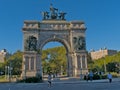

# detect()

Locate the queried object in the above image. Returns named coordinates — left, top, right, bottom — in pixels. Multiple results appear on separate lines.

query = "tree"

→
left=106, top=62, right=119, bottom=72
left=0, top=63, right=5, bottom=74
left=6, top=50, right=23, bottom=75
left=88, top=52, right=120, bottom=73
left=41, top=46, right=67, bottom=75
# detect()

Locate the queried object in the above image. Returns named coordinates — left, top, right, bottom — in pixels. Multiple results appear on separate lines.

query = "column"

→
left=73, top=53, right=77, bottom=77
left=29, top=57, right=31, bottom=70
left=31, top=57, right=35, bottom=70
left=67, top=53, right=73, bottom=77
left=22, top=56, right=26, bottom=79
left=80, top=55, right=83, bottom=69
left=34, top=57, right=36, bottom=71
left=39, top=54, right=42, bottom=77
left=66, top=53, right=69, bottom=77
left=77, top=55, right=81, bottom=76
left=85, top=55, right=87, bottom=69
left=80, top=55, right=83, bottom=79
left=36, top=54, right=42, bottom=77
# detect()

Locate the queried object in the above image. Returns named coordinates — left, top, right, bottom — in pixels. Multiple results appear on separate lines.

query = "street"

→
left=0, top=80, right=120, bottom=90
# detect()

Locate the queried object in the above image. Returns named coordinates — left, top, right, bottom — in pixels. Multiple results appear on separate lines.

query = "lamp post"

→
left=61, top=66, right=63, bottom=76
left=7, top=66, right=10, bottom=81
left=9, top=61, right=13, bottom=82
left=118, top=62, right=120, bottom=74
left=5, top=66, right=8, bottom=79
left=5, top=64, right=12, bottom=82
left=80, top=68, right=83, bottom=80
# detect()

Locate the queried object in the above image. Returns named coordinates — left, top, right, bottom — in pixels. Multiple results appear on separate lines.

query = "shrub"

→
left=93, top=74, right=100, bottom=80
left=18, top=76, right=43, bottom=83
left=101, top=75, right=107, bottom=79
left=84, top=74, right=106, bottom=80
left=111, top=72, right=118, bottom=78
left=84, top=72, right=119, bottom=80
left=84, top=74, right=100, bottom=80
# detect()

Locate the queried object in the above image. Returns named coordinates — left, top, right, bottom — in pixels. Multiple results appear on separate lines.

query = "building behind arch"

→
left=0, top=49, right=7, bottom=63
left=90, top=48, right=117, bottom=60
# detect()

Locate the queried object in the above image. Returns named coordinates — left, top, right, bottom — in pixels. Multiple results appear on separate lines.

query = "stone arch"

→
left=21, top=17, right=88, bottom=79
left=39, top=37, right=70, bottom=53
left=38, top=37, right=72, bottom=77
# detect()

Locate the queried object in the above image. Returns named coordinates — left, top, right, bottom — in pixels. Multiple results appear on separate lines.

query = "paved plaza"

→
left=0, top=78, right=120, bottom=90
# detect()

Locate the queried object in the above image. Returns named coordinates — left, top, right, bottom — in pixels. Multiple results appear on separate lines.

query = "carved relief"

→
left=24, top=36, right=37, bottom=51
left=73, top=36, right=86, bottom=51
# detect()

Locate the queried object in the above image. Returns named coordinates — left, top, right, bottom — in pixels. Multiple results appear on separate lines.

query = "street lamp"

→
left=5, top=66, right=10, bottom=80
left=5, top=66, right=8, bottom=79
left=80, top=68, right=83, bottom=80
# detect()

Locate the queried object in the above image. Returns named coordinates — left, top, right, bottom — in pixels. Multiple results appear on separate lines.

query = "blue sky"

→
left=0, top=0, right=120, bottom=53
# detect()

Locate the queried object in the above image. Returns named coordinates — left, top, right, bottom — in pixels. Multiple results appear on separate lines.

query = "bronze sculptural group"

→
left=73, top=36, right=86, bottom=51
left=41, top=4, right=66, bottom=20
left=24, top=36, right=37, bottom=51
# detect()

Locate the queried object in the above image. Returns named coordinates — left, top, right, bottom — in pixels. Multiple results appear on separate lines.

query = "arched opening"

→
left=41, top=41, right=68, bottom=78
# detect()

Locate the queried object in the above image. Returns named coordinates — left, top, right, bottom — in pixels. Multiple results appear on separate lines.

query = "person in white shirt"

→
left=107, top=72, right=112, bottom=83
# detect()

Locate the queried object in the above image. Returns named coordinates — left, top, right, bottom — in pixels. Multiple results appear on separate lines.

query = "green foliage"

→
left=101, top=74, right=107, bottom=79
left=5, top=50, right=23, bottom=75
left=42, top=46, right=67, bottom=75
left=93, top=74, right=100, bottom=80
left=106, top=62, right=119, bottom=72
left=18, top=77, right=43, bottom=83
left=0, top=63, right=5, bottom=72
left=89, top=52, right=120, bottom=73
left=84, top=74, right=107, bottom=80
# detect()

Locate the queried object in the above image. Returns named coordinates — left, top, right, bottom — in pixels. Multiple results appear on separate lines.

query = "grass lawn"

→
left=0, top=75, right=12, bottom=82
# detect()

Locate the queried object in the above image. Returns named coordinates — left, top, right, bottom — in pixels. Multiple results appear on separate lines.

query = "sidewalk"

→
left=51, top=77, right=120, bottom=84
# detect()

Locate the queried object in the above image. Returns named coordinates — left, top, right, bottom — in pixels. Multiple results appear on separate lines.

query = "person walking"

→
left=48, top=73, right=52, bottom=87
left=107, top=72, right=112, bottom=83
left=89, top=71, right=93, bottom=81
left=85, top=73, right=89, bottom=82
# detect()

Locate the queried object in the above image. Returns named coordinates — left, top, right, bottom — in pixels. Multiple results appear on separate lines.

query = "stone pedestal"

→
left=21, top=51, right=42, bottom=78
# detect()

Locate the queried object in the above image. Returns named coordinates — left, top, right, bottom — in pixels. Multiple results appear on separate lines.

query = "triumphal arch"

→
left=21, top=5, right=88, bottom=78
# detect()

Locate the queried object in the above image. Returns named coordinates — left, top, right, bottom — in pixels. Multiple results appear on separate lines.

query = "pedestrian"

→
left=89, top=71, right=93, bottom=81
left=107, top=72, right=112, bottom=83
left=85, top=73, right=89, bottom=82
left=48, top=73, right=52, bottom=87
